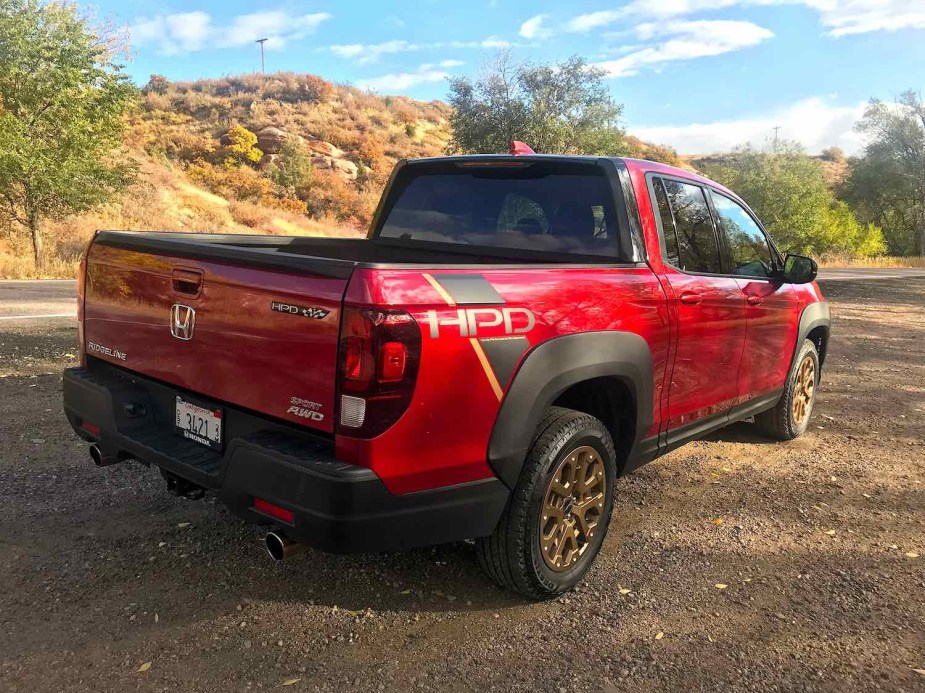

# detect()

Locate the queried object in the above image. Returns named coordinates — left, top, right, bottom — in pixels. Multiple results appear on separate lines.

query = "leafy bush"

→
left=702, top=142, right=885, bottom=257
left=143, top=74, right=170, bottom=95
left=221, top=125, right=262, bottom=169
left=266, top=139, right=313, bottom=193
left=187, top=160, right=272, bottom=202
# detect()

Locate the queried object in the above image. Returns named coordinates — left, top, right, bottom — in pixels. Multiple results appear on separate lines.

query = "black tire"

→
left=755, top=339, right=820, bottom=440
left=476, top=406, right=617, bottom=599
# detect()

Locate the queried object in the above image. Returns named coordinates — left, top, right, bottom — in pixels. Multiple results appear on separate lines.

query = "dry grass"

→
left=1, top=154, right=358, bottom=279
left=817, top=255, right=925, bottom=268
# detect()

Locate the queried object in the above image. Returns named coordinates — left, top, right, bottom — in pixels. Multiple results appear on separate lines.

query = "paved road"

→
left=1, top=268, right=924, bottom=321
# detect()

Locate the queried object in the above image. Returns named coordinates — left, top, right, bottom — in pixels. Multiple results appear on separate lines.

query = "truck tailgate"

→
left=83, top=238, right=352, bottom=434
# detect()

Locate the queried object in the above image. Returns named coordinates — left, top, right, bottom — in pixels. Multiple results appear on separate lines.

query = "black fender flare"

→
left=487, top=331, right=654, bottom=489
left=791, top=301, right=831, bottom=371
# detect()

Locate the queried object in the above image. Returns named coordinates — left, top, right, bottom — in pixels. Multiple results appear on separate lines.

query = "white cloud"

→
left=328, top=36, right=515, bottom=65
left=130, top=12, right=212, bottom=54
left=519, top=14, right=551, bottom=39
left=566, top=10, right=624, bottom=33
left=331, top=40, right=417, bottom=65
left=818, top=0, right=925, bottom=37
left=222, top=11, right=331, bottom=48
left=355, top=64, right=458, bottom=93
left=591, top=0, right=925, bottom=37
left=592, top=20, right=774, bottom=77
left=632, top=96, right=867, bottom=154
left=129, top=9, right=332, bottom=55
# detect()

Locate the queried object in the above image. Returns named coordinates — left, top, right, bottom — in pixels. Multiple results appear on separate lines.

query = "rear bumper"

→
left=63, top=362, right=508, bottom=553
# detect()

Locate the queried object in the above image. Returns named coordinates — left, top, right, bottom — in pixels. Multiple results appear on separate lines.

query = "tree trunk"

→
left=27, top=208, right=43, bottom=268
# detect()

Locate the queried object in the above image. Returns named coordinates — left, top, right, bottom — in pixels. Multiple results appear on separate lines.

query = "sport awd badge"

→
left=271, top=301, right=330, bottom=320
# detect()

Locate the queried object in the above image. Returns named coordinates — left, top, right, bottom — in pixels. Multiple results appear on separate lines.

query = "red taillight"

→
left=337, top=307, right=420, bottom=438
left=253, top=498, right=295, bottom=524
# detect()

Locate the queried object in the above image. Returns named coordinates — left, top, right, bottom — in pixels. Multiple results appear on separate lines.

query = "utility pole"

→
left=772, top=125, right=781, bottom=148
left=256, top=38, right=268, bottom=74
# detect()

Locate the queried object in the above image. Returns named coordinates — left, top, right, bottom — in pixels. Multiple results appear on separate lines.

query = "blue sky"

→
left=86, top=1, right=925, bottom=154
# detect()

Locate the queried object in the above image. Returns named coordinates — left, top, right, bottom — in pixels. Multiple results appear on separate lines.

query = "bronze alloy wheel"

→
left=792, top=354, right=817, bottom=426
left=540, top=445, right=607, bottom=572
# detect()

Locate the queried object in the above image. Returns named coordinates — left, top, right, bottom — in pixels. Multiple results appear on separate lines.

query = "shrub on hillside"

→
left=303, top=170, right=362, bottom=224
left=221, top=125, right=262, bottom=169
left=187, top=160, right=272, bottom=202
left=266, top=139, right=313, bottom=193
left=143, top=74, right=170, bottom=95
left=263, top=73, right=333, bottom=104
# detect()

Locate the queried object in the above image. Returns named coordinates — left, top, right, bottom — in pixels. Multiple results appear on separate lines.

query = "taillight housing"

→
left=337, top=307, right=421, bottom=438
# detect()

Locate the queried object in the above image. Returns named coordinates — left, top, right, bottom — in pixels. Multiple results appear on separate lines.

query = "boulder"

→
left=305, top=136, right=343, bottom=159
left=256, top=126, right=287, bottom=154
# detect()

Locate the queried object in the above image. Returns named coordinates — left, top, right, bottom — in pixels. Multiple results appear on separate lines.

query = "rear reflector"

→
left=81, top=421, right=101, bottom=436
left=339, top=395, right=366, bottom=428
left=253, top=498, right=295, bottom=524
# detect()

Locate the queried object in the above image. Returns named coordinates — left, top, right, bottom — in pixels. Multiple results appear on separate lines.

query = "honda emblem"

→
left=170, top=304, right=195, bottom=340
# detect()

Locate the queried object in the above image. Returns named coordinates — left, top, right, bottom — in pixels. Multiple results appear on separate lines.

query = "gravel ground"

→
left=0, top=277, right=922, bottom=692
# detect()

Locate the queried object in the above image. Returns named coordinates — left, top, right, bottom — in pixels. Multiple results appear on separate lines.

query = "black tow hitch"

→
left=161, top=470, right=207, bottom=500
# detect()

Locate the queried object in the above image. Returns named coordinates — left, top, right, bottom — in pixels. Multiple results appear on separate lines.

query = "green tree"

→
left=702, top=142, right=884, bottom=257
left=221, top=124, right=262, bottom=169
left=0, top=0, right=137, bottom=266
left=842, top=91, right=925, bottom=256
left=447, top=53, right=626, bottom=155
left=267, top=138, right=312, bottom=194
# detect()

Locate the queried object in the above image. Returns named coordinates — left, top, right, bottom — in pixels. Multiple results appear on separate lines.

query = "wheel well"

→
left=551, top=376, right=635, bottom=470
left=807, top=326, right=828, bottom=368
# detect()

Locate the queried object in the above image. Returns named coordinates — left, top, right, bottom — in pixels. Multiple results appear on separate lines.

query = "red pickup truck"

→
left=64, top=152, right=830, bottom=598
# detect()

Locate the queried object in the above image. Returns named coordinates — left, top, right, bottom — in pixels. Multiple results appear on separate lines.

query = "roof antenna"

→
left=510, top=141, right=535, bottom=156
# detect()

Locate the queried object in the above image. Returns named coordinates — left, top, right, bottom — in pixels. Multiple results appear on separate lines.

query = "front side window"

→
left=711, top=192, right=774, bottom=278
left=661, top=179, right=721, bottom=274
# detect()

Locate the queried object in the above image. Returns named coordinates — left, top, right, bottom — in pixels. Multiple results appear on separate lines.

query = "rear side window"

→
left=652, top=178, right=679, bottom=266
left=659, top=178, right=721, bottom=274
left=377, top=165, right=625, bottom=259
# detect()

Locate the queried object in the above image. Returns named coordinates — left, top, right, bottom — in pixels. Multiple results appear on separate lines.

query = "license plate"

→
left=175, top=396, right=223, bottom=450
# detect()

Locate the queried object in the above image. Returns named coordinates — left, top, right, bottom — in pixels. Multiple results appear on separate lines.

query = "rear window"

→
left=376, top=164, right=626, bottom=260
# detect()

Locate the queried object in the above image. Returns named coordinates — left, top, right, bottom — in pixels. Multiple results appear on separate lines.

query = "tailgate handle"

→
left=172, top=268, right=203, bottom=297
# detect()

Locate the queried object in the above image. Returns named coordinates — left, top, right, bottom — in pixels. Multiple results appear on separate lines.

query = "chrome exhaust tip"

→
left=265, top=531, right=307, bottom=561
left=89, top=444, right=119, bottom=467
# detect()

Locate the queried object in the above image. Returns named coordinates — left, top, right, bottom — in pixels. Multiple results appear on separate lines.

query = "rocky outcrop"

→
left=256, top=126, right=287, bottom=154
left=221, top=126, right=359, bottom=181
left=311, top=155, right=358, bottom=181
left=304, top=135, right=357, bottom=180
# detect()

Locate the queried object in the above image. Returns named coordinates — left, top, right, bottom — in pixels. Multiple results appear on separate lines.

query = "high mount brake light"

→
left=510, top=140, right=535, bottom=156
left=337, top=307, right=421, bottom=438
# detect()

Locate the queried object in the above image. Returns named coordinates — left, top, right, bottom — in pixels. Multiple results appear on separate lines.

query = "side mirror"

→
left=782, top=254, right=817, bottom=284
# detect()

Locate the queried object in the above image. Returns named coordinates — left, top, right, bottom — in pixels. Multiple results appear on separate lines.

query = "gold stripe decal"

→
left=469, top=338, right=504, bottom=401
left=422, top=272, right=503, bottom=401
left=422, top=273, right=456, bottom=306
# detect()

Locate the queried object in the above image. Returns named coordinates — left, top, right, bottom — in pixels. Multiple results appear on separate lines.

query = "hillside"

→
left=2, top=71, right=686, bottom=279
left=1, top=72, right=453, bottom=278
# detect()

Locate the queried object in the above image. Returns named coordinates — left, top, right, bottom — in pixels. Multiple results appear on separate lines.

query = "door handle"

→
left=679, top=291, right=702, bottom=305
left=746, top=295, right=763, bottom=306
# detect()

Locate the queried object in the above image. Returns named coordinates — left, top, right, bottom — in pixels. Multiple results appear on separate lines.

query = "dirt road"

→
left=0, top=277, right=922, bottom=692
